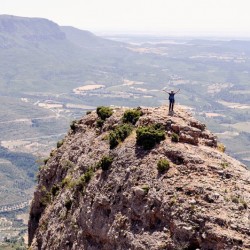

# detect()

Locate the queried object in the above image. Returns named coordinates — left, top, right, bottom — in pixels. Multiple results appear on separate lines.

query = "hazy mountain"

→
left=0, top=15, right=65, bottom=44
left=0, top=15, right=129, bottom=95
left=61, top=26, right=122, bottom=48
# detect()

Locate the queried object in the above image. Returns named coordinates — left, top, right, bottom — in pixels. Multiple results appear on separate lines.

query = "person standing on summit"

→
left=163, top=88, right=180, bottom=113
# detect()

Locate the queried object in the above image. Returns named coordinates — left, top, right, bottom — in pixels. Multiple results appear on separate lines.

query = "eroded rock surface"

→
left=29, top=106, right=250, bottom=250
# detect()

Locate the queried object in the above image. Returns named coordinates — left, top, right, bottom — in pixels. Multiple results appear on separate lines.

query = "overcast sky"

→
left=2, top=0, right=250, bottom=36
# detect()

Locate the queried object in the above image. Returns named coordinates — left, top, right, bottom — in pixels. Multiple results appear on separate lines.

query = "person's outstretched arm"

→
left=162, top=89, right=170, bottom=94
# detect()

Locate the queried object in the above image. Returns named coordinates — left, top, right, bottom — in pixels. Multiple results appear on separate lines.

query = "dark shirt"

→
left=169, top=93, right=175, bottom=101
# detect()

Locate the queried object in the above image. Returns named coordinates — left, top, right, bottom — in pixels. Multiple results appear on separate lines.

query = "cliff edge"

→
left=29, top=106, right=250, bottom=250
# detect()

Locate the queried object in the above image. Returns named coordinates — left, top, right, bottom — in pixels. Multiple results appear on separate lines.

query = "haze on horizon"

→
left=2, top=0, right=250, bottom=37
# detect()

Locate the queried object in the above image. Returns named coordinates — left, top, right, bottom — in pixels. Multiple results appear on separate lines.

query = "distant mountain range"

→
left=0, top=15, right=121, bottom=48
left=0, top=15, right=132, bottom=95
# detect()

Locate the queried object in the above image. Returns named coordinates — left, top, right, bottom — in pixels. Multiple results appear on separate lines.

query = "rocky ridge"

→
left=29, top=106, right=250, bottom=249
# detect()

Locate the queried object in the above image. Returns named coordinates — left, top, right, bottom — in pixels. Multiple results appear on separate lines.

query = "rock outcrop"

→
left=28, top=106, right=250, bottom=250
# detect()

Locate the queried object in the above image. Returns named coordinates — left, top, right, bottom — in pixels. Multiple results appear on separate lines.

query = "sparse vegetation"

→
left=61, top=160, right=76, bottom=170
left=171, top=133, right=179, bottom=142
left=40, top=218, right=49, bottom=232
left=231, top=195, right=248, bottom=209
left=62, top=176, right=73, bottom=188
left=217, top=143, right=226, bottom=153
left=96, top=118, right=105, bottom=128
left=51, top=184, right=60, bottom=196
left=50, top=149, right=56, bottom=157
left=109, top=124, right=133, bottom=149
left=43, top=157, right=50, bottom=164
left=97, top=156, right=113, bottom=171
left=40, top=186, right=51, bottom=206
left=231, top=196, right=239, bottom=204
left=102, top=134, right=109, bottom=141
left=239, top=197, right=248, bottom=209
left=70, top=120, right=78, bottom=131
left=136, top=124, right=165, bottom=149
left=95, top=106, right=113, bottom=128
left=123, top=108, right=142, bottom=125
left=38, top=165, right=45, bottom=171
left=169, top=196, right=177, bottom=206
left=157, top=159, right=170, bottom=173
left=82, top=167, right=94, bottom=184
left=96, top=106, right=113, bottom=120
left=57, top=139, right=64, bottom=148
left=221, top=162, right=229, bottom=169
left=61, top=167, right=95, bottom=192
left=141, top=184, right=149, bottom=194
left=65, top=199, right=72, bottom=211
left=86, top=111, right=92, bottom=115
left=74, top=170, right=94, bottom=191
left=190, top=204, right=196, bottom=213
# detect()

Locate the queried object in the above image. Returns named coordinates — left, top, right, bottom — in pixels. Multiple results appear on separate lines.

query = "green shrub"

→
left=83, top=167, right=94, bottom=183
left=230, top=196, right=248, bottom=209
left=123, top=108, right=142, bottom=125
left=74, top=167, right=94, bottom=191
left=221, top=162, right=229, bottom=169
left=136, top=124, right=165, bottom=149
left=97, top=156, right=113, bottom=171
left=96, top=106, right=113, bottom=120
left=217, top=143, right=226, bottom=152
left=61, top=160, right=75, bottom=170
left=86, top=111, right=91, bottom=115
left=231, top=196, right=239, bottom=204
left=38, top=165, right=44, bottom=171
left=74, top=175, right=85, bottom=190
left=239, top=198, right=248, bottom=209
left=96, top=118, right=105, bottom=128
left=65, top=199, right=72, bottom=210
left=70, top=120, right=78, bottom=131
left=40, top=186, right=51, bottom=206
left=57, top=139, right=64, bottom=148
left=171, top=133, right=179, bottom=142
left=109, top=123, right=133, bottom=149
left=40, top=193, right=51, bottom=206
left=62, top=176, right=73, bottom=188
left=157, top=159, right=170, bottom=173
left=50, top=149, right=56, bottom=157
left=43, top=157, right=50, bottom=164
left=51, top=184, right=60, bottom=196
left=141, top=184, right=149, bottom=194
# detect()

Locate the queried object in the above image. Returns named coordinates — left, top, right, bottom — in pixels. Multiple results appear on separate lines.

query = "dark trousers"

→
left=169, top=100, right=175, bottom=111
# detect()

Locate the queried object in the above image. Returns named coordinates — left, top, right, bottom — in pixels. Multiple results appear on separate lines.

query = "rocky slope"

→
left=28, top=106, right=250, bottom=250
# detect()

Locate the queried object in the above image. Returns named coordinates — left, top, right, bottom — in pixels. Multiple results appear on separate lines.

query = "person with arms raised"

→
left=163, top=88, right=180, bottom=113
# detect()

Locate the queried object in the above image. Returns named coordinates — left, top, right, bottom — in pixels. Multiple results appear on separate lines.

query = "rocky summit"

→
left=28, top=106, right=250, bottom=250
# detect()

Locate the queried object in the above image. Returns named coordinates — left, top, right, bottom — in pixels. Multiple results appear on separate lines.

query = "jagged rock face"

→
left=29, top=106, right=250, bottom=250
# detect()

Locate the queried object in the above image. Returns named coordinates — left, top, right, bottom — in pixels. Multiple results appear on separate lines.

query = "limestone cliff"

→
left=28, top=106, right=250, bottom=250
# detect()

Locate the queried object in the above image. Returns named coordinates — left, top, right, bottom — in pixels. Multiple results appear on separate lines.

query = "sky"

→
left=2, top=0, right=250, bottom=36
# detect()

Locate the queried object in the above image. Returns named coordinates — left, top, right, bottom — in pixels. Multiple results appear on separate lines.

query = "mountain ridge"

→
left=28, top=106, right=250, bottom=249
left=0, top=14, right=122, bottom=48
left=61, top=26, right=123, bottom=48
left=0, top=14, right=129, bottom=95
